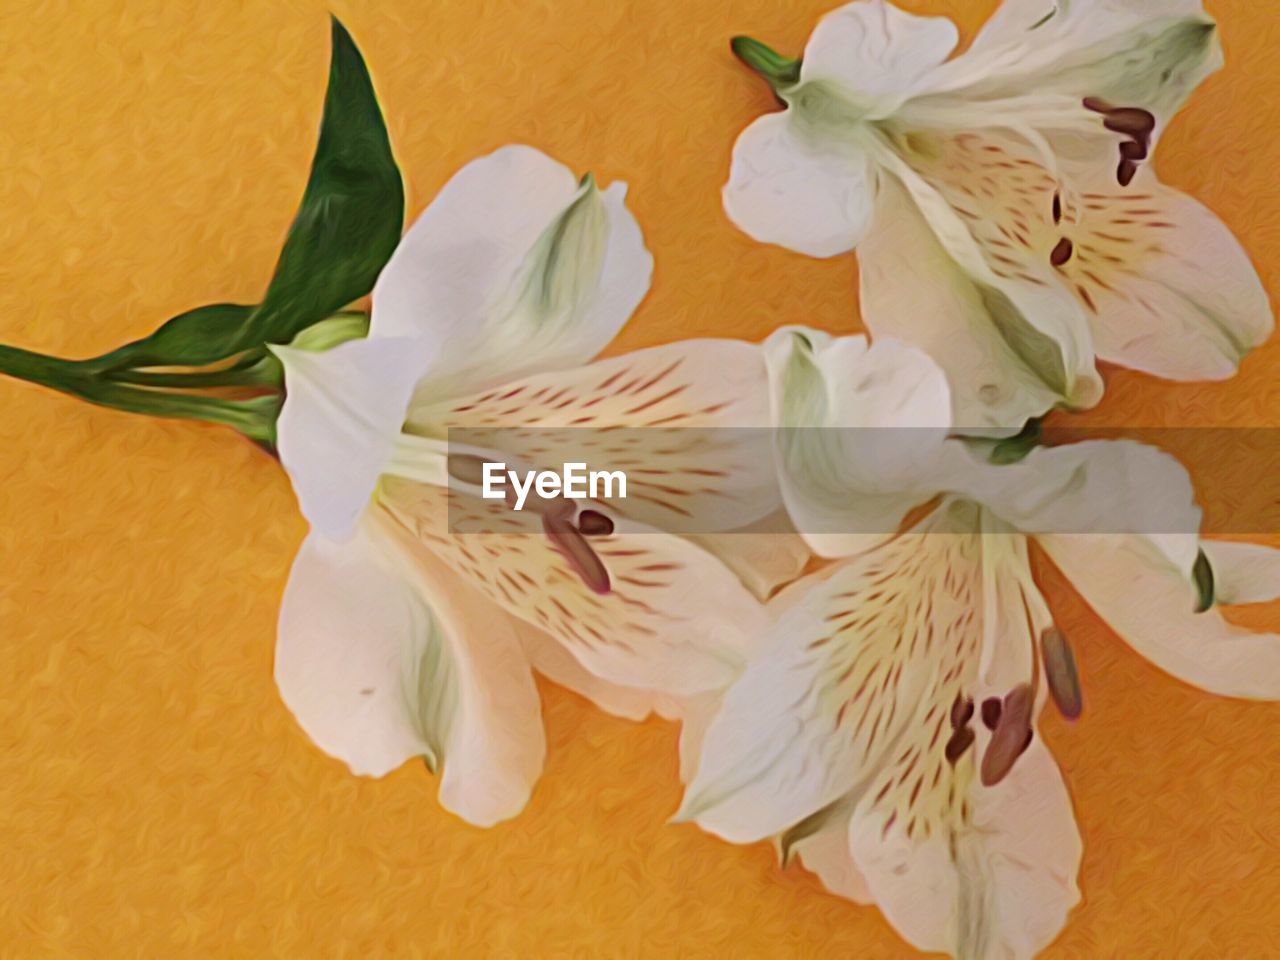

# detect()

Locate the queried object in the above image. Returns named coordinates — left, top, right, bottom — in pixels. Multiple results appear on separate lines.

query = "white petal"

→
left=1041, top=533, right=1280, bottom=699
left=1201, top=540, right=1280, bottom=606
left=960, top=439, right=1202, bottom=575
left=373, top=512, right=547, bottom=824
left=763, top=326, right=952, bottom=556
left=275, top=529, right=435, bottom=777
left=274, top=336, right=426, bottom=539
left=928, top=0, right=1221, bottom=126
left=419, top=339, right=780, bottom=534
left=373, top=144, right=652, bottom=393
left=849, top=737, right=1081, bottom=960
left=1075, top=179, right=1273, bottom=381
left=723, top=112, right=875, bottom=258
left=680, top=514, right=985, bottom=841
left=859, top=173, right=1102, bottom=431
left=381, top=482, right=768, bottom=697
left=788, top=803, right=874, bottom=904
left=800, top=0, right=959, bottom=115
left=278, top=521, right=547, bottom=826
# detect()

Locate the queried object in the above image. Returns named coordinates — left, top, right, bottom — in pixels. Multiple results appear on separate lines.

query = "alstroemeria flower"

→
left=725, top=0, right=1273, bottom=429
left=271, top=145, right=784, bottom=826
left=680, top=328, right=1280, bottom=958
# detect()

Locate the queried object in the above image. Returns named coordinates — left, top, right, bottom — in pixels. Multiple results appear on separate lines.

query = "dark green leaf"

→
left=240, top=16, right=404, bottom=347
left=90, top=18, right=401, bottom=373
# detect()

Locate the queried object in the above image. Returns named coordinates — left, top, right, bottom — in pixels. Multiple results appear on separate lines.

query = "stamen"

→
left=1050, top=237, right=1074, bottom=267
left=446, top=453, right=494, bottom=486
left=1120, top=140, right=1148, bottom=162
left=1041, top=627, right=1083, bottom=719
left=577, top=509, right=615, bottom=537
left=1103, top=108, right=1156, bottom=138
left=950, top=693, right=974, bottom=730
left=543, top=514, right=611, bottom=595
left=945, top=726, right=975, bottom=765
left=1082, top=96, right=1114, bottom=114
left=1117, top=159, right=1138, bottom=187
left=980, top=683, right=1034, bottom=786
left=1051, top=192, right=1062, bottom=225
left=981, top=697, right=1002, bottom=731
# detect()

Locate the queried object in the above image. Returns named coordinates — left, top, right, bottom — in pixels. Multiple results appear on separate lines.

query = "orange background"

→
left=2, top=0, right=1279, bottom=956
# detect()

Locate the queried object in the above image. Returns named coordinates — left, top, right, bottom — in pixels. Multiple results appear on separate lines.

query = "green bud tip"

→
left=730, top=35, right=802, bottom=90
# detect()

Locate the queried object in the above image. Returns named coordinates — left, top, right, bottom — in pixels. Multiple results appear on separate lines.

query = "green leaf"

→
left=240, top=16, right=404, bottom=347
left=90, top=17, right=402, bottom=372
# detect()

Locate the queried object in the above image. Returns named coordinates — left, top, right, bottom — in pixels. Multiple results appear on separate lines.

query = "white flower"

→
left=724, top=0, right=1273, bottom=430
left=271, top=145, right=787, bottom=826
left=680, top=327, right=1280, bottom=959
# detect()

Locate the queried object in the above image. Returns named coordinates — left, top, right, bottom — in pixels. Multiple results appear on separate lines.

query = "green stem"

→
left=0, top=344, right=279, bottom=444
left=731, top=36, right=801, bottom=90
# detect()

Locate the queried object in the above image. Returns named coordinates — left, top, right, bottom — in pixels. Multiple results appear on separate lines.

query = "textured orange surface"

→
left=2, top=0, right=1279, bottom=956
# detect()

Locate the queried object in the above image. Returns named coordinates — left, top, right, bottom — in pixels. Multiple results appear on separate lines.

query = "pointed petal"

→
left=275, top=529, right=435, bottom=777
left=1201, top=540, right=1280, bottom=606
left=274, top=337, right=427, bottom=540
left=763, top=327, right=953, bottom=556
left=380, top=482, right=767, bottom=697
left=849, top=736, right=1081, bottom=960
left=723, top=112, right=875, bottom=258
left=1069, top=179, right=1272, bottom=381
left=859, top=172, right=1102, bottom=431
left=961, top=439, right=1202, bottom=575
left=422, top=339, right=780, bottom=533
left=799, top=0, right=959, bottom=115
left=788, top=803, right=874, bottom=904
left=373, top=145, right=652, bottom=393
left=278, top=522, right=546, bottom=826
left=680, top=508, right=987, bottom=842
left=1041, top=533, right=1280, bottom=699
left=931, top=0, right=1221, bottom=128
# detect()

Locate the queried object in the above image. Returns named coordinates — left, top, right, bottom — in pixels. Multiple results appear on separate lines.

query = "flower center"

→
left=445, top=452, right=615, bottom=595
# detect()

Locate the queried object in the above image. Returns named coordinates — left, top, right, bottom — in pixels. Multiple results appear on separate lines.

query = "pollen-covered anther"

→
left=945, top=725, right=976, bottom=765
left=1083, top=97, right=1155, bottom=186
left=576, top=509, right=615, bottom=537
left=543, top=513, right=611, bottom=595
left=1050, top=236, right=1074, bottom=268
left=1041, top=627, right=1083, bottom=719
left=950, top=692, right=974, bottom=730
left=980, top=683, right=1034, bottom=786
left=981, top=697, right=1002, bottom=730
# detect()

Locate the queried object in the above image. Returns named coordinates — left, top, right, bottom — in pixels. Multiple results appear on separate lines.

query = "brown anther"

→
left=1051, top=192, right=1062, bottom=225
left=981, top=697, right=1002, bottom=731
left=945, top=726, right=976, bottom=765
left=1050, top=237, right=1074, bottom=267
left=980, top=683, right=1034, bottom=786
left=1103, top=107, right=1156, bottom=138
left=543, top=514, right=611, bottom=594
left=1119, top=139, right=1149, bottom=162
left=577, top=509, right=615, bottom=537
left=1041, top=627, right=1083, bottom=720
left=1117, top=159, right=1138, bottom=187
left=1082, top=96, right=1114, bottom=114
left=950, top=693, right=974, bottom=730
left=446, top=453, right=495, bottom=487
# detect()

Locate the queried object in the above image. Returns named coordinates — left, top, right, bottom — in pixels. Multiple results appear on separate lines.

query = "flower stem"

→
left=730, top=36, right=801, bottom=90
left=0, top=343, right=280, bottom=445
